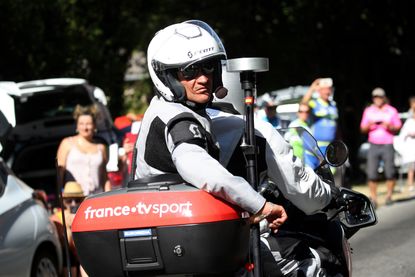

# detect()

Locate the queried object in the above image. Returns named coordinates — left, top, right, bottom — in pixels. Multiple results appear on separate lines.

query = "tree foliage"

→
left=0, top=0, right=156, bottom=112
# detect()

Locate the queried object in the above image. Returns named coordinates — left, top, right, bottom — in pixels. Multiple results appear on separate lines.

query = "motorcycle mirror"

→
left=338, top=188, right=377, bottom=229
left=325, top=140, right=349, bottom=167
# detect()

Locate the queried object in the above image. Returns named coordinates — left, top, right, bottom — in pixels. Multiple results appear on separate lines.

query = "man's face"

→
left=64, top=198, right=83, bottom=214
left=319, top=86, right=332, bottom=101
left=298, top=104, right=310, bottom=121
left=265, top=105, right=277, bottom=117
left=178, top=61, right=214, bottom=104
left=373, top=96, right=385, bottom=107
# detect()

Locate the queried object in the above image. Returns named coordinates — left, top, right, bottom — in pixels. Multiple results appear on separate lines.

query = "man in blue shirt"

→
left=301, top=78, right=338, bottom=168
left=261, top=101, right=280, bottom=128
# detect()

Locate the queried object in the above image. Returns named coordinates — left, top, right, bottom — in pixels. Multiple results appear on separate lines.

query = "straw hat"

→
left=62, top=181, right=85, bottom=198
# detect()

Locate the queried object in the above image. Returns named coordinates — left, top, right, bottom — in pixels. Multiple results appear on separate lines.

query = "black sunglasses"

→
left=180, top=61, right=216, bottom=80
left=64, top=198, right=83, bottom=205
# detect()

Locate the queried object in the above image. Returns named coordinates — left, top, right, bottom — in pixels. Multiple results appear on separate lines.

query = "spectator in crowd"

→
left=50, top=181, right=86, bottom=277
left=113, top=113, right=144, bottom=184
left=301, top=78, right=338, bottom=168
left=396, top=96, right=415, bottom=193
left=286, top=103, right=312, bottom=162
left=360, top=88, right=402, bottom=207
left=114, top=112, right=143, bottom=139
left=261, top=101, right=280, bottom=128
left=57, top=104, right=111, bottom=196
left=114, top=119, right=142, bottom=186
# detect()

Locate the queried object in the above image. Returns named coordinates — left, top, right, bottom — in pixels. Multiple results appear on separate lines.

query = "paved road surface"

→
left=349, top=194, right=415, bottom=277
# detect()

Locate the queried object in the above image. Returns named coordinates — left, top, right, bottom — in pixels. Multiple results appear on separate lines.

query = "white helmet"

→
left=147, top=20, right=228, bottom=102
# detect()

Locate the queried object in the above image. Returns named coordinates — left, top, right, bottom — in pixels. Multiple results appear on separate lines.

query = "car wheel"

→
left=31, top=249, right=59, bottom=277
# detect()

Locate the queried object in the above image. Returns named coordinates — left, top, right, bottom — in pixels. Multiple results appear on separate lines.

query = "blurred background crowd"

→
left=1, top=1, right=415, bottom=276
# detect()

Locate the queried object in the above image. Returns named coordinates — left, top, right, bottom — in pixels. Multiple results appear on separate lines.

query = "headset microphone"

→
left=214, top=87, right=228, bottom=99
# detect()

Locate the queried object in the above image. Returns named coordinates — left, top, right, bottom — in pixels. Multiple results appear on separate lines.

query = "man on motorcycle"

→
left=135, top=20, right=287, bottom=233
left=135, top=20, right=337, bottom=276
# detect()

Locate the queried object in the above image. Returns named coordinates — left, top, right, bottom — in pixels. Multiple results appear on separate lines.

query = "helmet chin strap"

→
left=166, top=72, right=186, bottom=102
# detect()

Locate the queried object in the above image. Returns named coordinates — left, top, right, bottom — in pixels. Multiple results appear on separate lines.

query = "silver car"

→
left=0, top=99, right=63, bottom=276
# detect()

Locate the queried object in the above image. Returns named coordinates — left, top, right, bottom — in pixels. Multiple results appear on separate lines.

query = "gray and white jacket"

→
left=206, top=108, right=332, bottom=215
left=135, top=96, right=266, bottom=214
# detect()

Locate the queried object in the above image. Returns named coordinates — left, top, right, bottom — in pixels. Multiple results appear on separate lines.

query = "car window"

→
left=12, top=142, right=59, bottom=174
left=14, top=85, right=93, bottom=124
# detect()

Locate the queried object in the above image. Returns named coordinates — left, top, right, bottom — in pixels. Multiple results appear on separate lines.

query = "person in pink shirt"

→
left=360, top=88, right=402, bottom=207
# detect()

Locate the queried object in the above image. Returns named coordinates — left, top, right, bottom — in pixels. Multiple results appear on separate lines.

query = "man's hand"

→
left=250, top=202, right=288, bottom=233
left=311, top=78, right=321, bottom=90
left=384, top=122, right=399, bottom=133
left=301, top=78, right=320, bottom=104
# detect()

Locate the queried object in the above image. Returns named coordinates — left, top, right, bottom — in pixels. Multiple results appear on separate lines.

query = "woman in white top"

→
left=57, top=104, right=111, bottom=196
left=396, top=96, right=415, bottom=192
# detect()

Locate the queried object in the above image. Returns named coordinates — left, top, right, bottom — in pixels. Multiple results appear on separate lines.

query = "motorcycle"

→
left=257, top=127, right=377, bottom=276
left=71, top=126, right=377, bottom=277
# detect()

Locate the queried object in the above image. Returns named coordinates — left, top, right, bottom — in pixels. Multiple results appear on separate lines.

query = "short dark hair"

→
left=298, top=103, right=310, bottom=112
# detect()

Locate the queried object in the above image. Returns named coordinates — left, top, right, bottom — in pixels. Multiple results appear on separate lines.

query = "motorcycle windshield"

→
left=279, top=127, right=325, bottom=170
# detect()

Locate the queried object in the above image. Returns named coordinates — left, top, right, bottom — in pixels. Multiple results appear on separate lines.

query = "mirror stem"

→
left=328, top=206, right=347, bottom=221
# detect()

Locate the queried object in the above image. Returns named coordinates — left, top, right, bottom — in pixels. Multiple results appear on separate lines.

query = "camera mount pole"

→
left=227, top=58, right=269, bottom=277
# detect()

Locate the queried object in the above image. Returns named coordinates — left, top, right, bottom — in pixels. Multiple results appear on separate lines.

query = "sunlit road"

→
left=350, top=197, right=415, bottom=277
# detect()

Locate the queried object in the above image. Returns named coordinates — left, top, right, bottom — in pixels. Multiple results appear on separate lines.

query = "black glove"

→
left=323, top=186, right=346, bottom=211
